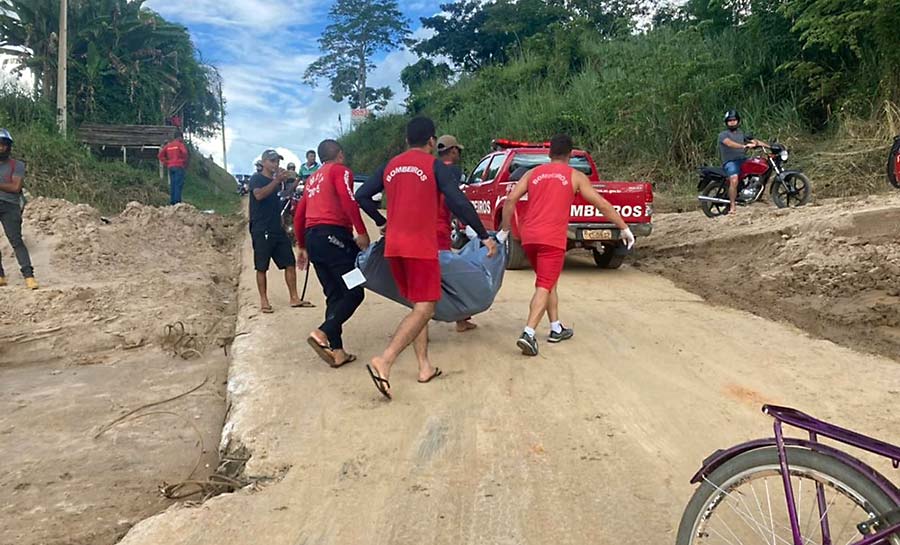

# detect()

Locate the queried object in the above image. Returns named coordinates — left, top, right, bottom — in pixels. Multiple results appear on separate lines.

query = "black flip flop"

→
left=366, top=364, right=392, bottom=400
left=330, top=354, right=357, bottom=368
left=417, top=368, right=443, bottom=383
left=307, top=336, right=335, bottom=365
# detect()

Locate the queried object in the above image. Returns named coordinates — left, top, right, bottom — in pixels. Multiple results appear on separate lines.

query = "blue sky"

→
left=144, top=0, right=437, bottom=174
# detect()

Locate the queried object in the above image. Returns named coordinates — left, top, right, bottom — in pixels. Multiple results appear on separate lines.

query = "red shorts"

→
left=524, top=244, right=565, bottom=290
left=388, top=257, right=441, bottom=303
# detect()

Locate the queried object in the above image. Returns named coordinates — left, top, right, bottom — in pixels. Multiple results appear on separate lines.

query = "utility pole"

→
left=56, top=0, right=68, bottom=135
left=218, top=78, right=227, bottom=172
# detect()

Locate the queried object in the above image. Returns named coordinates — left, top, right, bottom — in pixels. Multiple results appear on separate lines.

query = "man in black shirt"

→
left=249, top=149, right=303, bottom=313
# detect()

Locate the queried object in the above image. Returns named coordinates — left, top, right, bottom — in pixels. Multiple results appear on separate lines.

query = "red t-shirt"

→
left=384, top=149, right=439, bottom=259
left=518, top=163, right=576, bottom=250
left=157, top=140, right=188, bottom=168
left=293, top=163, right=366, bottom=248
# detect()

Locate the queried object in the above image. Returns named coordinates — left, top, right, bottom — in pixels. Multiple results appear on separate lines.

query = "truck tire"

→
left=592, top=243, right=625, bottom=269
left=450, top=219, right=467, bottom=250
left=506, top=236, right=529, bottom=270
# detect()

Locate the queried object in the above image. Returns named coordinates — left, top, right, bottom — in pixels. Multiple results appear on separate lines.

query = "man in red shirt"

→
left=436, top=134, right=476, bottom=333
left=294, top=140, right=370, bottom=368
left=157, top=131, right=189, bottom=205
left=356, top=117, right=497, bottom=400
left=500, top=133, right=635, bottom=357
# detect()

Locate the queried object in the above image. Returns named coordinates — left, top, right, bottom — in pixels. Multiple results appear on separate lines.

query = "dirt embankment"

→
left=634, top=193, right=900, bottom=361
left=0, top=198, right=243, bottom=545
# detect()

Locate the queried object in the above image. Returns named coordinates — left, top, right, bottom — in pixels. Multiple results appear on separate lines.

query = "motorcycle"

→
left=279, top=180, right=304, bottom=243
left=697, top=141, right=811, bottom=218
left=888, top=135, right=900, bottom=189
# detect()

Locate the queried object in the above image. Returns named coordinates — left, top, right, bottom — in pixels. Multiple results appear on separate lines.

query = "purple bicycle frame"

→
left=690, top=405, right=900, bottom=545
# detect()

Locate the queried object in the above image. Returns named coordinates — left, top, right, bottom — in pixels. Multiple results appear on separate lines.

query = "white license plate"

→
left=583, top=229, right=614, bottom=241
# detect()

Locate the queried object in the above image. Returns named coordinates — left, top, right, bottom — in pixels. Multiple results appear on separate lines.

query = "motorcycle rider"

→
left=719, top=110, right=765, bottom=214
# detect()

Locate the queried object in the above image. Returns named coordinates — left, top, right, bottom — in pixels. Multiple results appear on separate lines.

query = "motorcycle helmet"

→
left=287, top=162, right=296, bottom=171
left=0, top=128, right=12, bottom=160
left=723, top=110, right=741, bottom=128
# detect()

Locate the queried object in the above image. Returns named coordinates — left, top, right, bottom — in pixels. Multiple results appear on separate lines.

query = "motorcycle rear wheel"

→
left=700, top=181, right=730, bottom=218
left=771, top=172, right=811, bottom=208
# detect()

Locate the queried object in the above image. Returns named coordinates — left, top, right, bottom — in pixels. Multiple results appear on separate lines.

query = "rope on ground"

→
left=162, top=318, right=229, bottom=359
left=812, top=146, right=889, bottom=157
left=93, top=376, right=209, bottom=438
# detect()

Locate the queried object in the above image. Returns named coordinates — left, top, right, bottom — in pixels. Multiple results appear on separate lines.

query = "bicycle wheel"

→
left=677, top=447, right=900, bottom=545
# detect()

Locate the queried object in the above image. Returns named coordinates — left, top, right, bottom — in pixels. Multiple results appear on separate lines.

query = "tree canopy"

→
left=303, top=0, right=410, bottom=112
left=0, top=0, right=222, bottom=136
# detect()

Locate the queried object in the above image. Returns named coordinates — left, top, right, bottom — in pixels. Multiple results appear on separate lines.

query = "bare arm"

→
left=252, top=172, right=286, bottom=201
left=499, top=172, right=532, bottom=232
left=573, top=172, right=628, bottom=231
left=0, top=175, right=22, bottom=194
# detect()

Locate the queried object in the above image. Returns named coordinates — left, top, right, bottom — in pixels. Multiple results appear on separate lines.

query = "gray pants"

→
left=0, top=200, right=34, bottom=278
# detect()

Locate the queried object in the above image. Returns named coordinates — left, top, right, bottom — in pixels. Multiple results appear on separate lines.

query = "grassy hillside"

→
left=0, top=88, right=239, bottom=215
left=341, top=27, right=899, bottom=210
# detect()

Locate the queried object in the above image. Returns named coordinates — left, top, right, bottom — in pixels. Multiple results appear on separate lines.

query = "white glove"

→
left=621, top=227, right=635, bottom=250
left=464, top=225, right=479, bottom=241
left=495, top=230, right=509, bottom=243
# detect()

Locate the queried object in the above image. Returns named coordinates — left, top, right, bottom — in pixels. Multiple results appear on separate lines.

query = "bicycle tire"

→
left=677, top=446, right=900, bottom=545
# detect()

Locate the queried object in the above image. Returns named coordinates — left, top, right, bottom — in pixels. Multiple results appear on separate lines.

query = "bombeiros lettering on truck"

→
left=454, top=138, right=654, bottom=270
left=571, top=204, right=645, bottom=218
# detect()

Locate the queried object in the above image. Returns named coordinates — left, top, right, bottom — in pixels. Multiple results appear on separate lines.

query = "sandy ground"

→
left=635, top=193, right=900, bottom=360
left=116, top=209, right=900, bottom=545
left=0, top=199, right=241, bottom=545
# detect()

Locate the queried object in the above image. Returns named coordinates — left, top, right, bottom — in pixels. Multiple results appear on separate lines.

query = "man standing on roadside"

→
left=500, top=134, right=634, bottom=357
left=158, top=131, right=189, bottom=205
left=436, top=134, right=476, bottom=333
left=294, top=140, right=369, bottom=368
left=0, top=129, right=37, bottom=289
left=249, top=149, right=304, bottom=313
left=356, top=117, right=497, bottom=400
left=300, top=150, right=320, bottom=181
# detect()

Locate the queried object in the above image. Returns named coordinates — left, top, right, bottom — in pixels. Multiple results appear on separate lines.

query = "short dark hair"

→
left=306, top=150, right=316, bottom=157
left=549, top=133, right=573, bottom=158
left=317, top=139, right=342, bottom=162
left=406, top=117, right=436, bottom=147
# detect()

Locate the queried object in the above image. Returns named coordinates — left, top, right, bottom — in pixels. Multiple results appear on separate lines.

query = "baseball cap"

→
left=436, top=135, right=463, bottom=151
left=261, top=149, right=283, bottom=161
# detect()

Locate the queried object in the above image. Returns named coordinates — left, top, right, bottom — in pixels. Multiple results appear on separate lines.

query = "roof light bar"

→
left=491, top=138, right=551, bottom=149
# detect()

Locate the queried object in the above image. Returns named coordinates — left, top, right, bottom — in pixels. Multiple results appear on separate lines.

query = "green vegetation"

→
left=0, top=0, right=222, bottom=135
left=0, top=85, right=238, bottom=215
left=341, top=0, right=900, bottom=208
left=0, top=0, right=237, bottom=214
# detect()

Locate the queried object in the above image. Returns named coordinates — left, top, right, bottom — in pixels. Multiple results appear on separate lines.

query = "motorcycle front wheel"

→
left=771, top=172, right=811, bottom=208
left=700, top=180, right=730, bottom=218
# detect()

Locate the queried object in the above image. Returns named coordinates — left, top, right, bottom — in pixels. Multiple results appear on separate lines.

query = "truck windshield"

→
left=508, top=154, right=593, bottom=176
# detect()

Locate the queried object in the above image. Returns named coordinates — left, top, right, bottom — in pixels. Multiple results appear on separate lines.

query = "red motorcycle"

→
left=889, top=135, right=900, bottom=189
left=697, top=142, right=811, bottom=218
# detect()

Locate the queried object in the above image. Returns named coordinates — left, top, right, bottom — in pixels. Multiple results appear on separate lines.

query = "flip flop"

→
left=291, top=301, right=315, bottom=308
left=417, top=368, right=443, bottom=384
left=306, top=335, right=335, bottom=365
left=261, top=305, right=274, bottom=314
left=366, top=364, right=392, bottom=400
left=330, top=354, right=357, bottom=368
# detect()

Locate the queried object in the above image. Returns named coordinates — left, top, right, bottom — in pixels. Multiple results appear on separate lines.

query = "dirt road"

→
left=118, top=210, right=900, bottom=545
left=0, top=199, right=241, bottom=545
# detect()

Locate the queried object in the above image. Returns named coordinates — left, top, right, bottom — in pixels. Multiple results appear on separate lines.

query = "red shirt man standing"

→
left=500, top=133, right=635, bottom=357
left=294, top=139, right=369, bottom=368
left=157, top=131, right=189, bottom=205
left=356, top=117, right=497, bottom=400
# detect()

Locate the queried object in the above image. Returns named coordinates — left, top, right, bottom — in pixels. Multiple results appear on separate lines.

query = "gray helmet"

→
left=0, top=128, right=13, bottom=144
left=287, top=162, right=296, bottom=170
